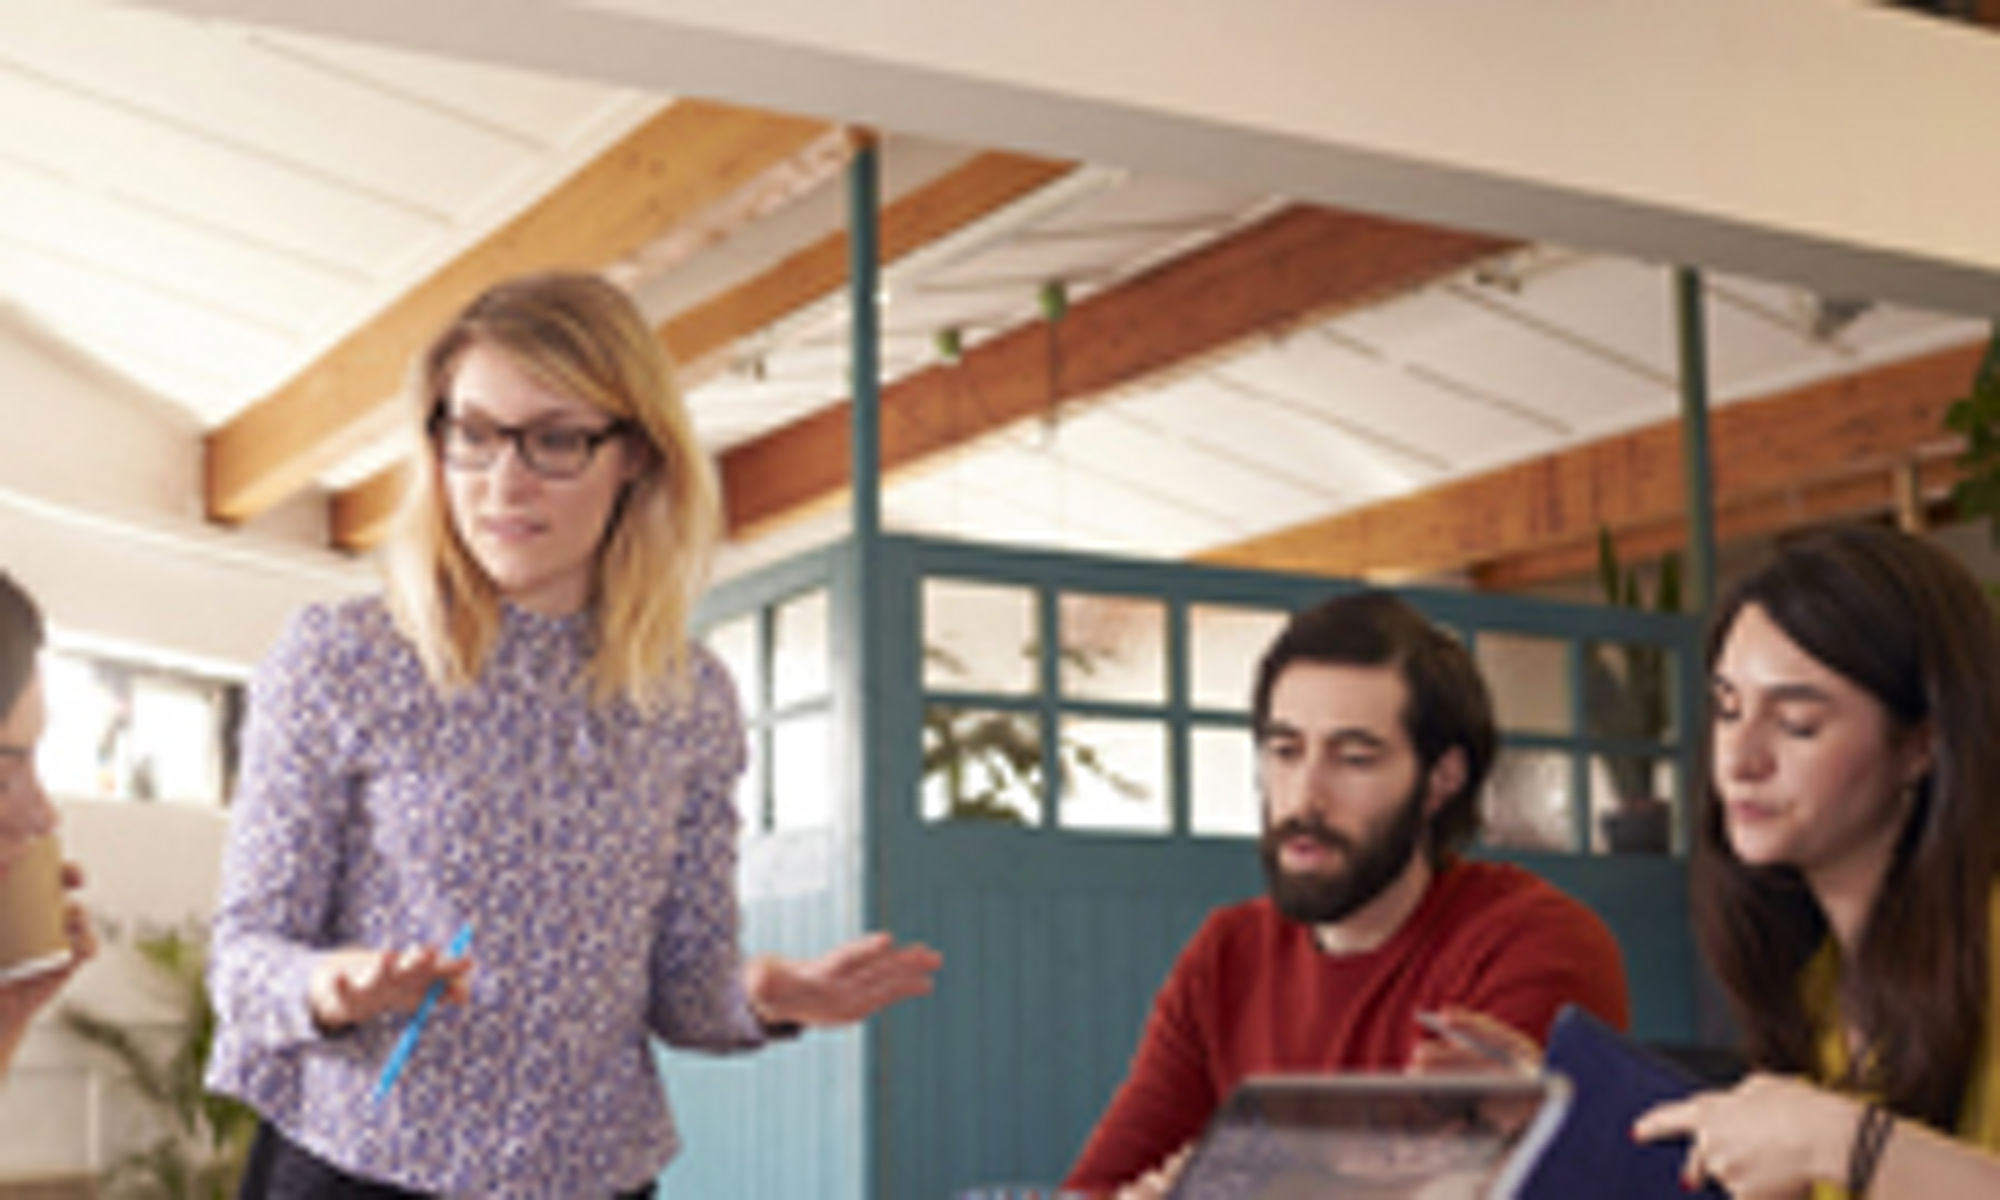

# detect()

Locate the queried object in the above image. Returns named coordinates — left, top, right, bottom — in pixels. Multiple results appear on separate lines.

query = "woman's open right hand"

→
left=308, top=943, right=474, bottom=1031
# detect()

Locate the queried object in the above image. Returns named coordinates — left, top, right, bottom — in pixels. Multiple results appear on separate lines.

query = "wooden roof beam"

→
left=1472, top=453, right=1964, bottom=590
left=719, top=205, right=1514, bottom=537
left=205, top=99, right=850, bottom=526
left=1198, top=340, right=1983, bottom=583
left=661, top=150, right=1077, bottom=385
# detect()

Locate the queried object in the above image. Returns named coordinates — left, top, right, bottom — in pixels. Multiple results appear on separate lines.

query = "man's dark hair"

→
left=1250, top=589, right=1495, bottom=859
left=0, top=571, right=46, bottom=718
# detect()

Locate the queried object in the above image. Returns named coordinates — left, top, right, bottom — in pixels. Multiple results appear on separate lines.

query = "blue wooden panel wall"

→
left=660, top=552, right=869, bottom=1200
left=872, top=844, right=1697, bottom=1197
left=874, top=829, right=1261, bottom=1195
left=1484, top=851, right=1698, bottom=1041
left=656, top=831, right=866, bottom=1198
left=660, top=533, right=1706, bottom=1200
left=868, top=535, right=1705, bottom=1199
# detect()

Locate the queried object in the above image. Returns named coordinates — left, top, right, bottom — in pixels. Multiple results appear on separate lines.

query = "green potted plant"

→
left=1586, top=529, right=1681, bottom=854
left=923, top=643, right=1144, bottom=824
left=58, top=931, right=256, bottom=1200
left=1945, top=320, right=2000, bottom=554
left=923, top=701, right=1040, bottom=823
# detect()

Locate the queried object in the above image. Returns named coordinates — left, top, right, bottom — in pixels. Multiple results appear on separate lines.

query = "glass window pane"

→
left=922, top=706, right=1040, bottom=825
left=37, top=651, right=116, bottom=799
left=36, top=650, right=231, bottom=806
left=1058, top=593, right=1166, bottom=705
left=130, top=677, right=220, bottom=805
left=704, top=615, right=761, bottom=717
left=771, top=712, right=834, bottom=830
left=736, top=726, right=765, bottom=831
left=773, top=589, right=829, bottom=709
left=1190, top=724, right=1258, bottom=837
left=1481, top=747, right=1576, bottom=852
left=1591, top=754, right=1677, bottom=855
left=1585, top=639, right=1681, bottom=745
left=923, top=579, right=1037, bottom=694
left=1189, top=605, right=1286, bottom=713
left=1057, top=716, right=1168, bottom=833
left=1476, top=632, right=1571, bottom=736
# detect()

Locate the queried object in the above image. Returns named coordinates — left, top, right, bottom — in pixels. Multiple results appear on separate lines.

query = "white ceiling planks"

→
left=1210, top=330, right=1558, bottom=478
left=0, top=0, right=656, bottom=426
left=677, top=163, right=1270, bottom=467
left=2, top=0, right=1992, bottom=576
left=856, top=250, right=1984, bottom=562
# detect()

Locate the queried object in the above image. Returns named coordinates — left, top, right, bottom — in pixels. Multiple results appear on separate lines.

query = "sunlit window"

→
left=34, top=648, right=239, bottom=807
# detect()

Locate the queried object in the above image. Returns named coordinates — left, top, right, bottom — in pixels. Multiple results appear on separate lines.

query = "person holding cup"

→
left=0, top=570, right=97, bottom=1077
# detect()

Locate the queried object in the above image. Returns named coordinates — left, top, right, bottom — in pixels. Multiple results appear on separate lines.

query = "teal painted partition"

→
left=659, top=547, right=869, bottom=1199
left=657, top=532, right=1704, bottom=1199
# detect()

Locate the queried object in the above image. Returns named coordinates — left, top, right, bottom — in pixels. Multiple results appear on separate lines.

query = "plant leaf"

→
left=1657, top=552, right=1683, bottom=615
left=1596, top=528, right=1619, bottom=607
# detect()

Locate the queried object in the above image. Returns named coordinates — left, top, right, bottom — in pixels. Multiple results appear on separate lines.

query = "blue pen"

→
left=372, top=921, right=474, bottom=1104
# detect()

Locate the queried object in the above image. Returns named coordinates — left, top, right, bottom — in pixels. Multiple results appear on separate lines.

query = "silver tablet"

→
left=1168, top=1071, right=1573, bottom=1200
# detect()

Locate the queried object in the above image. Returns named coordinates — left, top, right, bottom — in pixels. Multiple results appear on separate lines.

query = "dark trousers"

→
left=240, top=1122, right=658, bottom=1200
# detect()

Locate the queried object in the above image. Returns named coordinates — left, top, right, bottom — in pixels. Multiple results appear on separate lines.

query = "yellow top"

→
left=1804, top=884, right=2000, bottom=1199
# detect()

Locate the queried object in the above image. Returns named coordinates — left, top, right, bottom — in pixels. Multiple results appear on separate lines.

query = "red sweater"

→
left=1063, top=858, right=1630, bottom=1191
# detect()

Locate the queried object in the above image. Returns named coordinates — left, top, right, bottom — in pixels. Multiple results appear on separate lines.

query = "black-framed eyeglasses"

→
left=428, top=408, right=634, bottom=480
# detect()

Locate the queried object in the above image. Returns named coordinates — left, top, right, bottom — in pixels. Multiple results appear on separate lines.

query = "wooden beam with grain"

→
left=206, top=99, right=849, bottom=525
left=719, top=204, right=1514, bottom=537
left=1199, top=339, right=1982, bottom=583
left=1471, top=454, right=1963, bottom=589
left=661, top=150, right=1077, bottom=383
left=327, top=463, right=410, bottom=554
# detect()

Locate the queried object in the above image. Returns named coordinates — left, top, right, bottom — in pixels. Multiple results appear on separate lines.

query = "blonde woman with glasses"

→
left=205, top=272, right=941, bottom=1198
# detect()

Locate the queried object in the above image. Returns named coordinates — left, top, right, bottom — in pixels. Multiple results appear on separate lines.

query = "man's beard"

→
left=1259, top=779, right=1429, bottom=927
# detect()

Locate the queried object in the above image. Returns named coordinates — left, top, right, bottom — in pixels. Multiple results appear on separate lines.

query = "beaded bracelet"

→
left=1847, top=1101, right=1895, bottom=1198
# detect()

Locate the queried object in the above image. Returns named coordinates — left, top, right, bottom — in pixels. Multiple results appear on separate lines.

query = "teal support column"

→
left=845, top=136, right=888, bottom=1200
left=850, top=139, right=883, bottom=543
left=1674, top=269, right=1727, bottom=1040
left=1674, top=267, right=1718, bottom=614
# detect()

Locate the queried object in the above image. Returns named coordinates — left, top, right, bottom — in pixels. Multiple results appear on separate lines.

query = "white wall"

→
left=0, top=316, right=372, bottom=674
left=0, top=316, right=365, bottom=1180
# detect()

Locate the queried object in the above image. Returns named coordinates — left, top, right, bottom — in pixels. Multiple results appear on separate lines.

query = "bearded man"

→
left=1064, top=590, right=1630, bottom=1196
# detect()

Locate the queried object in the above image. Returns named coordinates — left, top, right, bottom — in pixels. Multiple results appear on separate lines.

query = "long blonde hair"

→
left=384, top=271, right=720, bottom=711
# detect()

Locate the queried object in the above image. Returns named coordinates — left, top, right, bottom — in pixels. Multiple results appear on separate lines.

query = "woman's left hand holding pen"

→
left=308, top=942, right=475, bottom=1032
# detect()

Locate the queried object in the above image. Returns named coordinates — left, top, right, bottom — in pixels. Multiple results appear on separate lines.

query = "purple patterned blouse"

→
left=205, top=597, right=766, bottom=1196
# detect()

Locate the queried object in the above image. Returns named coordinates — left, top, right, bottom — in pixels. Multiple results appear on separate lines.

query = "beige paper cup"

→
left=0, top=834, right=71, bottom=983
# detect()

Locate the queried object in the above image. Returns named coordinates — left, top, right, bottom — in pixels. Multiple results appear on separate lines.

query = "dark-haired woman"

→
left=1635, top=523, right=2000, bottom=1197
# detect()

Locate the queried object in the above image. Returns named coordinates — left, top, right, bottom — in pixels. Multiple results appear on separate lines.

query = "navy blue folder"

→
left=1520, top=1005, right=1729, bottom=1199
